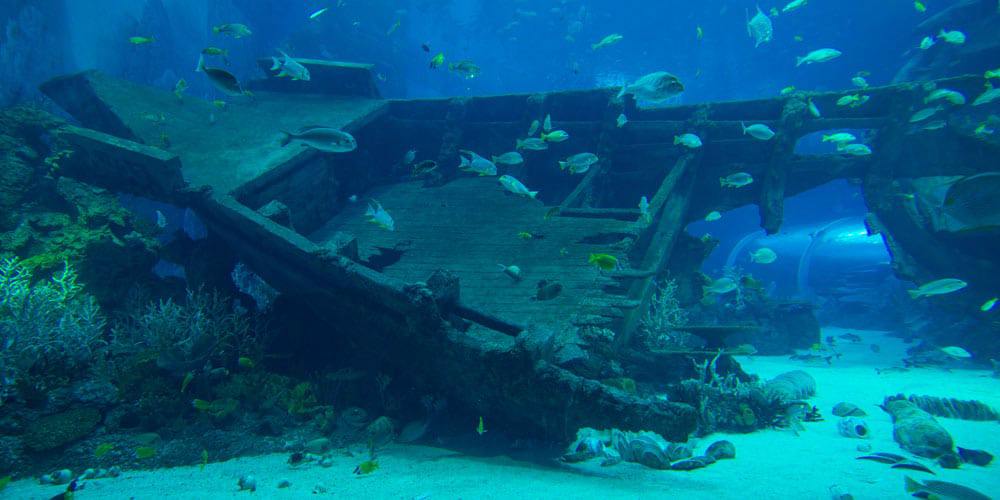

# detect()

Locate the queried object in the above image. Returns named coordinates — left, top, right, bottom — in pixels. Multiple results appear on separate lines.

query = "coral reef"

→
left=22, top=407, right=101, bottom=452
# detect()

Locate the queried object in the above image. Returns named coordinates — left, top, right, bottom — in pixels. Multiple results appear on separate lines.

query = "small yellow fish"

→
left=354, top=460, right=379, bottom=475
left=810, top=342, right=823, bottom=351
left=180, top=371, right=194, bottom=393
left=212, top=100, right=227, bottom=110
left=238, top=356, right=255, bottom=369
left=986, top=68, right=1000, bottom=79
left=94, top=443, right=115, bottom=458
left=136, top=446, right=157, bottom=459
left=192, top=399, right=212, bottom=411
left=780, top=86, right=796, bottom=95
left=588, top=253, right=618, bottom=271
left=981, top=297, right=998, bottom=312
left=517, top=231, right=533, bottom=240
left=914, top=1, right=926, bottom=13
left=476, top=416, right=486, bottom=435
left=387, top=19, right=401, bottom=36
left=201, top=47, right=228, bottom=57
left=129, top=36, right=155, bottom=45
left=696, top=25, right=703, bottom=41
left=793, top=35, right=804, bottom=42
left=173, top=79, right=188, bottom=99
left=429, top=52, right=445, bottom=69
left=200, top=449, right=208, bottom=470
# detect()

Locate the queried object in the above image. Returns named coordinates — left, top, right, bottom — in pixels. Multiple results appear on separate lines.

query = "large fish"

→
left=746, top=6, right=773, bottom=48
left=280, top=126, right=357, bottom=153
left=617, top=71, right=684, bottom=102
left=270, top=50, right=310, bottom=81
left=196, top=55, right=244, bottom=96
left=943, top=173, right=1000, bottom=230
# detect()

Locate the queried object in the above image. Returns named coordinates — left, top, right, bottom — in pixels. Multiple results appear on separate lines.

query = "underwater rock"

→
left=278, top=479, right=291, bottom=488
left=39, top=468, right=74, bottom=485
left=23, top=407, right=101, bottom=452
left=957, top=447, right=994, bottom=466
left=832, top=402, right=867, bottom=417
left=882, top=399, right=954, bottom=458
left=705, top=440, right=736, bottom=460
left=764, top=370, right=817, bottom=401
left=837, top=417, right=870, bottom=439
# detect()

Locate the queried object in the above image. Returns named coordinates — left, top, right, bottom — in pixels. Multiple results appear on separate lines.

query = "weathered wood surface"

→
left=310, top=177, right=639, bottom=331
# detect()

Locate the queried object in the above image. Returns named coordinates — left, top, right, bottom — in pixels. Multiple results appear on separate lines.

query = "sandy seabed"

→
left=7, top=328, right=998, bottom=499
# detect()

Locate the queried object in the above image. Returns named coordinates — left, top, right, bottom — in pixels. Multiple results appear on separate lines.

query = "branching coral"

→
left=639, top=278, right=689, bottom=348
left=0, top=257, right=106, bottom=405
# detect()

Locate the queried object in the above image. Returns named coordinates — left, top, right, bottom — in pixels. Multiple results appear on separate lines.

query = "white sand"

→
left=7, top=328, right=998, bottom=499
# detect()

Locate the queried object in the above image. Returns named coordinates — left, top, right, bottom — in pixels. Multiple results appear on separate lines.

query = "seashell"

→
left=627, top=436, right=670, bottom=470
left=837, top=417, right=870, bottom=439
left=667, top=442, right=693, bottom=462
left=705, top=440, right=736, bottom=460
left=832, top=402, right=867, bottom=417
left=671, top=455, right=713, bottom=471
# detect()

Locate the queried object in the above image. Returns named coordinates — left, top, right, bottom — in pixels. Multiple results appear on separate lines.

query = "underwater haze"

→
left=1, top=0, right=1000, bottom=498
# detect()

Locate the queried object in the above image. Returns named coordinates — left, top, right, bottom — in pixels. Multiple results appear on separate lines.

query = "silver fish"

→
left=280, top=126, right=357, bottom=153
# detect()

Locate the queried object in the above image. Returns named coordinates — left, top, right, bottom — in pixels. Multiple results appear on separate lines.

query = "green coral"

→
left=23, top=407, right=101, bottom=451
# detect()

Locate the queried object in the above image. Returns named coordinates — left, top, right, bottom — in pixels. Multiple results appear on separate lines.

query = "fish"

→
left=822, top=132, right=857, bottom=144
left=940, top=346, right=972, bottom=358
left=639, top=196, right=651, bottom=223
left=908, top=278, right=967, bottom=298
left=742, top=122, right=775, bottom=140
left=904, top=476, right=991, bottom=500
left=891, top=461, right=935, bottom=474
left=986, top=68, right=1000, bottom=79
left=475, top=416, right=487, bottom=435
left=852, top=76, right=869, bottom=88
left=448, top=60, right=481, bottom=79
left=839, top=333, right=862, bottom=342
left=704, top=277, right=738, bottom=295
left=309, top=8, right=329, bottom=19
left=674, top=133, right=703, bottom=148
left=269, top=50, right=310, bottom=81
left=180, top=371, right=194, bottom=393
left=746, top=6, right=773, bottom=48
left=201, top=449, right=208, bottom=470
left=782, top=0, right=807, bottom=13
left=943, top=172, right=1000, bottom=229
left=429, top=52, right=445, bottom=69
left=696, top=25, right=704, bottom=41
left=498, top=175, right=538, bottom=199
left=173, top=78, right=188, bottom=99
left=750, top=248, right=777, bottom=264
left=129, top=36, right=155, bottom=45
left=921, top=120, right=947, bottom=131
left=543, top=114, right=552, bottom=132
left=836, top=94, right=869, bottom=107
left=348, top=195, right=359, bottom=203
left=926, top=89, right=966, bottom=105
left=155, top=210, right=168, bottom=228
left=914, top=1, right=926, bottom=13
left=541, top=130, right=569, bottom=143
left=354, top=460, right=379, bottom=475
left=94, top=443, right=115, bottom=458
left=497, top=264, right=522, bottom=282
left=807, top=99, right=821, bottom=117
left=492, top=152, right=524, bottom=166
left=387, top=19, right=401, bottom=36
left=238, top=357, right=255, bottom=369
left=560, top=153, right=599, bottom=174
left=421, top=43, right=431, bottom=53
left=981, top=297, right=998, bottom=312
left=212, top=23, right=252, bottom=38
left=212, top=99, right=227, bottom=110
left=536, top=280, right=563, bottom=300
left=527, top=120, right=540, bottom=136
left=720, top=172, right=754, bottom=188
left=937, top=29, right=966, bottom=45
left=196, top=55, right=246, bottom=96
left=617, top=71, right=685, bottom=102
left=617, top=113, right=628, bottom=128
left=840, top=144, right=872, bottom=156
left=589, top=253, right=618, bottom=271
left=794, top=35, right=804, bottom=42
left=592, top=33, right=623, bottom=50
left=280, top=126, right=357, bottom=153
left=796, top=48, right=842, bottom=66
left=973, top=85, right=1000, bottom=106
left=780, top=86, right=797, bottom=95
left=516, top=137, right=549, bottom=151
left=136, top=446, right=156, bottom=459
left=857, top=452, right=907, bottom=464
left=201, top=47, right=229, bottom=59
left=705, top=211, right=722, bottom=222
left=458, top=150, right=497, bottom=176
left=517, top=232, right=533, bottom=240
left=365, top=200, right=395, bottom=231
left=974, top=123, right=995, bottom=136
left=909, top=106, right=941, bottom=123
left=402, top=149, right=417, bottom=165
left=919, top=36, right=935, bottom=50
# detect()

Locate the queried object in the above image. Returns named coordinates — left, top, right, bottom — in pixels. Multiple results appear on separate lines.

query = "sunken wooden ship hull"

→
left=38, top=58, right=1000, bottom=440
